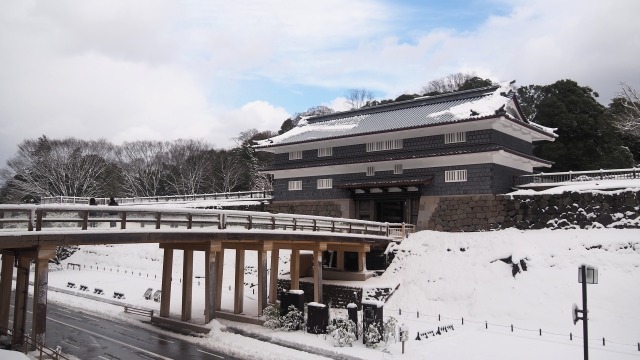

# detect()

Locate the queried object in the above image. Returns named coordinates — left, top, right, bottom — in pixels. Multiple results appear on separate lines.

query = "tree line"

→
left=0, top=131, right=274, bottom=203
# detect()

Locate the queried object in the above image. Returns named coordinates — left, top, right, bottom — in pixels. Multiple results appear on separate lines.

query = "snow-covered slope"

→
left=49, top=228, right=640, bottom=359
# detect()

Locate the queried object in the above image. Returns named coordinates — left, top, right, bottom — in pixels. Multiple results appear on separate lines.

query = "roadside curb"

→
left=222, top=323, right=365, bottom=360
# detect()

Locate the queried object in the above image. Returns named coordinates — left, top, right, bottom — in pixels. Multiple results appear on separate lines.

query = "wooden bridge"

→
left=0, top=205, right=402, bottom=349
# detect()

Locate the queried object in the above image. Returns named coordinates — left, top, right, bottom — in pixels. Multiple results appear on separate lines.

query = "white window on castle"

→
left=366, top=166, right=375, bottom=176
left=445, top=170, right=468, bottom=182
left=288, top=180, right=303, bottom=190
left=317, top=147, right=333, bottom=157
left=289, top=151, right=303, bottom=160
left=394, top=164, right=403, bottom=174
left=366, top=139, right=402, bottom=152
left=317, top=178, right=333, bottom=189
left=444, top=132, right=466, bottom=144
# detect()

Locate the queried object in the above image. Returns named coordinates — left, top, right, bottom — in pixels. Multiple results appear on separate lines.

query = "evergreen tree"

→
left=525, top=80, right=633, bottom=171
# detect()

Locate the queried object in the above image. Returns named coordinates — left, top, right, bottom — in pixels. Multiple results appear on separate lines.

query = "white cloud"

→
left=326, top=97, right=351, bottom=112
left=215, top=101, right=291, bottom=144
left=0, top=0, right=638, bottom=167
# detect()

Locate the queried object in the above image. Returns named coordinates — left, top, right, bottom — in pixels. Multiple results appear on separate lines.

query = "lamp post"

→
left=573, top=265, right=598, bottom=360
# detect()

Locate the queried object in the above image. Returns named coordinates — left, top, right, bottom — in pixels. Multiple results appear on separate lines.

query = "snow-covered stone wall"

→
left=427, top=191, right=640, bottom=231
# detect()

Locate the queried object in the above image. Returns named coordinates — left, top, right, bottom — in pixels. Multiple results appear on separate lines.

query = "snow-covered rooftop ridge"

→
left=254, top=82, right=556, bottom=148
left=425, top=81, right=514, bottom=121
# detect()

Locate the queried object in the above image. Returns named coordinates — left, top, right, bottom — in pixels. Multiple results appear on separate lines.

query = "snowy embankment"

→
left=42, top=228, right=640, bottom=359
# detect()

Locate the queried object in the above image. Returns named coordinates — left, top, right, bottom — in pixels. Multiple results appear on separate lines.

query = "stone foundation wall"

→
left=427, top=191, right=640, bottom=232
left=267, top=201, right=343, bottom=217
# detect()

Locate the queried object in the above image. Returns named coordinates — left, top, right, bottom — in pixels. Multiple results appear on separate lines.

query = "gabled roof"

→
left=255, top=83, right=556, bottom=149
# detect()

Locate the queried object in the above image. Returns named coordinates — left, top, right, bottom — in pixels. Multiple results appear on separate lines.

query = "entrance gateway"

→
left=337, top=177, right=431, bottom=226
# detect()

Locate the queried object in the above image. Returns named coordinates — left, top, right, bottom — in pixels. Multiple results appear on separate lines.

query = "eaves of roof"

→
left=261, top=144, right=553, bottom=172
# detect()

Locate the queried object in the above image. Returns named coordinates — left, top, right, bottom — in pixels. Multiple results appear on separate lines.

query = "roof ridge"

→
left=307, top=85, right=500, bottom=124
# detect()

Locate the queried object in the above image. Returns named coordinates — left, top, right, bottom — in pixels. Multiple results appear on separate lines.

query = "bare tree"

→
left=214, top=150, right=244, bottom=193
left=164, top=139, right=212, bottom=195
left=2, top=137, right=117, bottom=200
left=421, top=72, right=475, bottom=95
left=345, top=88, right=374, bottom=110
left=611, top=83, right=640, bottom=136
left=117, top=141, right=168, bottom=197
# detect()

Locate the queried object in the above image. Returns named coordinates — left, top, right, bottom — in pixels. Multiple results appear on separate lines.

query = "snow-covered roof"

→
left=255, top=83, right=556, bottom=148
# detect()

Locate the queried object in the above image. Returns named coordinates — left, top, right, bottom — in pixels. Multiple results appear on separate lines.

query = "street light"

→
left=573, top=265, right=598, bottom=360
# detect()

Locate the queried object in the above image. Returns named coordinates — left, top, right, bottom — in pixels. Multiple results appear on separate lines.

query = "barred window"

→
left=445, top=170, right=467, bottom=182
left=444, top=132, right=466, bottom=144
left=317, top=178, right=333, bottom=189
left=289, top=151, right=303, bottom=160
left=317, top=147, right=333, bottom=157
left=288, top=180, right=303, bottom=190
left=366, top=139, right=402, bottom=152
left=394, top=164, right=403, bottom=174
left=366, top=166, right=375, bottom=176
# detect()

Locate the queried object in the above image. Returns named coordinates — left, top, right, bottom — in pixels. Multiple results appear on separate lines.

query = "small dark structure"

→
left=306, top=302, right=329, bottom=334
left=280, top=290, right=305, bottom=317
left=362, top=300, right=384, bottom=345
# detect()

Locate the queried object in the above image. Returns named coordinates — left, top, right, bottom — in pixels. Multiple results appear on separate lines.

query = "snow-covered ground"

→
left=25, top=227, right=638, bottom=359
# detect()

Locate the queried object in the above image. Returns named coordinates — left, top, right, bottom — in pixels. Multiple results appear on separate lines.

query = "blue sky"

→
left=0, top=0, right=638, bottom=165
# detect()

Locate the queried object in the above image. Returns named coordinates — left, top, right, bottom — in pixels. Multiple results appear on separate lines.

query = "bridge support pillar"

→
left=12, top=255, right=30, bottom=347
left=160, top=248, right=173, bottom=318
left=257, top=249, right=268, bottom=315
left=234, top=249, right=245, bottom=314
left=32, top=246, right=56, bottom=349
left=215, top=250, right=224, bottom=311
left=290, top=249, right=300, bottom=290
left=204, top=243, right=221, bottom=323
left=0, top=254, right=14, bottom=335
left=313, top=250, right=323, bottom=303
left=268, top=249, right=279, bottom=304
left=336, top=251, right=345, bottom=271
left=181, top=250, right=193, bottom=322
left=358, top=251, right=367, bottom=272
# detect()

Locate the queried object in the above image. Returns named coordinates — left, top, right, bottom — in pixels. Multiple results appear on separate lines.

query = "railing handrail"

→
left=514, top=167, right=639, bottom=187
left=0, top=324, right=69, bottom=359
left=0, top=205, right=394, bottom=239
left=518, top=167, right=639, bottom=178
left=40, top=190, right=274, bottom=205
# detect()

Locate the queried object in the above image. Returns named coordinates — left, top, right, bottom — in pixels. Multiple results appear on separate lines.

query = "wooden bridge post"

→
left=0, top=254, right=15, bottom=334
left=215, top=250, right=224, bottom=311
left=290, top=249, right=300, bottom=290
left=32, top=246, right=56, bottom=349
left=336, top=251, right=345, bottom=271
left=12, top=255, right=30, bottom=346
left=234, top=249, right=245, bottom=314
left=160, top=248, right=173, bottom=318
left=181, top=250, right=193, bottom=321
left=257, top=247, right=269, bottom=315
left=358, top=251, right=367, bottom=272
left=204, top=242, right=221, bottom=323
left=268, top=248, right=279, bottom=304
left=313, top=249, right=323, bottom=303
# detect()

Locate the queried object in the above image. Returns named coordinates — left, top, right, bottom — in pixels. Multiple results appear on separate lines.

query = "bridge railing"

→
left=0, top=205, right=394, bottom=239
left=514, top=167, right=640, bottom=187
left=40, top=190, right=274, bottom=206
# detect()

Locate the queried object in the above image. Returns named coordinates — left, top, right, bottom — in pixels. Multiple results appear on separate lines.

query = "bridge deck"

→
left=0, top=205, right=397, bottom=250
